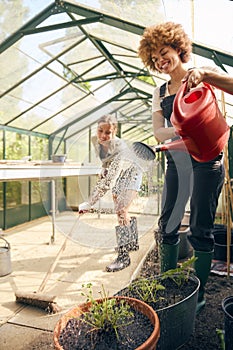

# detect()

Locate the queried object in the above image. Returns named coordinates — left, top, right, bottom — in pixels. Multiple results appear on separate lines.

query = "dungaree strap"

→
left=160, top=83, right=167, bottom=98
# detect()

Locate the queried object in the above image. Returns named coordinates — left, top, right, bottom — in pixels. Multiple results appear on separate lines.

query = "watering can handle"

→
left=181, top=80, right=216, bottom=98
left=0, top=236, right=10, bottom=249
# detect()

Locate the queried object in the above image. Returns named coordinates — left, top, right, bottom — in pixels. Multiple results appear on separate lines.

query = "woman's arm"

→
left=183, top=68, right=233, bottom=95
left=89, top=155, right=121, bottom=206
left=152, top=110, right=177, bottom=142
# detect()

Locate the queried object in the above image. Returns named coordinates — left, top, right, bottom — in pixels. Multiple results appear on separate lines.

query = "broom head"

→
left=15, top=290, right=61, bottom=313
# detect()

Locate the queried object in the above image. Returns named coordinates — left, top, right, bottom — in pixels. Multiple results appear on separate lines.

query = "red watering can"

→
left=133, top=82, right=230, bottom=162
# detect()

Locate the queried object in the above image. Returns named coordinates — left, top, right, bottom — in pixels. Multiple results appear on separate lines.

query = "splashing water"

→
left=89, top=155, right=121, bottom=206
left=89, top=142, right=154, bottom=207
left=47, top=153, right=161, bottom=248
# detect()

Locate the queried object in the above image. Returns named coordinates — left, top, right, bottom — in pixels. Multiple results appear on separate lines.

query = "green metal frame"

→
left=0, top=0, right=232, bottom=231
left=0, top=0, right=232, bottom=147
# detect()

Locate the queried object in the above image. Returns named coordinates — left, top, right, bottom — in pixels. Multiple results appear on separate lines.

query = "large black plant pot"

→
left=222, top=296, right=233, bottom=350
left=116, top=275, right=200, bottom=350
left=213, top=225, right=233, bottom=262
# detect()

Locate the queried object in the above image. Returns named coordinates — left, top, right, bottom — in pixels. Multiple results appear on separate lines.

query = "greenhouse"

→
left=0, top=1, right=233, bottom=349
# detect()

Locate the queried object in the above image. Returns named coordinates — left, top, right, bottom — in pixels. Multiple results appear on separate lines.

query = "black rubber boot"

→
left=159, top=240, right=180, bottom=273
left=106, top=226, right=131, bottom=272
left=194, top=250, right=213, bottom=313
left=105, top=247, right=130, bottom=272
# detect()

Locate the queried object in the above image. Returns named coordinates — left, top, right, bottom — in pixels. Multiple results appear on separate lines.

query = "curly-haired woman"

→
left=138, top=22, right=228, bottom=313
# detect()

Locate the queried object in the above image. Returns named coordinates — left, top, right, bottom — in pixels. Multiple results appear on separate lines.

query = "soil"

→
left=24, top=246, right=233, bottom=350
left=58, top=308, right=154, bottom=350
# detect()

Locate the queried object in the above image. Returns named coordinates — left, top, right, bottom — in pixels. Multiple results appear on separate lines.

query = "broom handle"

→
left=38, top=216, right=80, bottom=293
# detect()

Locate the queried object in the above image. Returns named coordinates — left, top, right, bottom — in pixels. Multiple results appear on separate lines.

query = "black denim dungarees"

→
left=158, top=83, right=225, bottom=251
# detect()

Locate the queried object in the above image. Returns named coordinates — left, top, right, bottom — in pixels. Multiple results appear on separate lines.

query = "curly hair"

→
left=138, top=22, right=192, bottom=72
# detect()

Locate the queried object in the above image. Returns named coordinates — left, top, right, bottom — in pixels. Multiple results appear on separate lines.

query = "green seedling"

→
left=129, top=278, right=165, bottom=305
left=216, top=328, right=225, bottom=350
left=80, top=283, right=134, bottom=339
left=124, top=257, right=197, bottom=306
left=161, top=256, right=197, bottom=288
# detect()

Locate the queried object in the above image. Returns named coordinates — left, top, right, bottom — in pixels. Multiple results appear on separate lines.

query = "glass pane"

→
left=31, top=136, right=49, bottom=160
left=0, top=130, right=3, bottom=159
left=6, top=181, right=28, bottom=208
left=31, top=181, right=42, bottom=204
left=0, top=183, right=3, bottom=210
left=70, top=0, right=164, bottom=28
left=0, top=0, right=55, bottom=42
left=67, top=129, right=89, bottom=163
left=5, top=131, right=28, bottom=160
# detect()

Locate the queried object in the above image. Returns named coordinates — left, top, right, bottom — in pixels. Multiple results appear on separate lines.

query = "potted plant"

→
left=54, top=283, right=160, bottom=350
left=116, top=257, right=200, bottom=350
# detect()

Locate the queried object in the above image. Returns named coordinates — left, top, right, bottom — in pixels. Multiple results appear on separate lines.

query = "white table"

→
left=0, top=162, right=101, bottom=242
left=0, top=162, right=100, bottom=180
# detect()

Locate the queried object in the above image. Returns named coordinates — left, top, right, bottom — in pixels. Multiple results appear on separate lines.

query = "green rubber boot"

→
left=194, top=250, right=213, bottom=313
left=159, top=240, right=180, bottom=273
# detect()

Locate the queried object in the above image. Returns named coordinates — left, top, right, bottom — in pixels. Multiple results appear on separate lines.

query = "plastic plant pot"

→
left=116, top=275, right=200, bottom=350
left=222, top=296, right=233, bottom=350
left=213, top=227, right=233, bottom=262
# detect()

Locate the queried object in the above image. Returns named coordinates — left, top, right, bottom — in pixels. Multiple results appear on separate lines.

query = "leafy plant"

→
left=161, top=256, right=197, bottom=288
left=216, top=328, right=225, bottom=350
left=80, top=283, right=134, bottom=339
left=121, top=257, right=197, bottom=306
left=129, top=278, right=165, bottom=305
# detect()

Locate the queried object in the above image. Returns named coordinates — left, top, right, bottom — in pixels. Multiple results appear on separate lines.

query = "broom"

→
left=15, top=216, right=80, bottom=313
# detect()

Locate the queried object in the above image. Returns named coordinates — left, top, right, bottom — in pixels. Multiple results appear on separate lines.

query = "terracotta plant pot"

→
left=54, top=296, right=160, bottom=350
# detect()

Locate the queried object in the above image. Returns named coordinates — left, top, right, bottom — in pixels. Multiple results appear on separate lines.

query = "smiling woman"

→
left=0, top=2, right=233, bottom=350
left=138, top=21, right=192, bottom=73
left=137, top=20, right=227, bottom=314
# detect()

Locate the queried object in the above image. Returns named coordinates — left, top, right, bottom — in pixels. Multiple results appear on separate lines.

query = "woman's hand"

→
left=183, top=67, right=233, bottom=95
left=99, top=168, right=108, bottom=179
left=78, top=202, right=92, bottom=214
left=182, top=68, right=205, bottom=92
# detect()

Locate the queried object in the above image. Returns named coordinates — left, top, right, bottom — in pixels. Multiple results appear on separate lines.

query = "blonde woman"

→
left=79, top=115, right=142, bottom=272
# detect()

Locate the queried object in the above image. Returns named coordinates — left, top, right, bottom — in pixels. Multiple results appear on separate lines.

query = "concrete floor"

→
left=0, top=209, right=158, bottom=349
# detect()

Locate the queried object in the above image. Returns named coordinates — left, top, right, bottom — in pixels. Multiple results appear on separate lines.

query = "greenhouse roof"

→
left=0, top=0, right=233, bottom=144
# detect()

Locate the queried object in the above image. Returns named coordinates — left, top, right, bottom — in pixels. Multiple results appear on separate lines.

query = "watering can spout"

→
left=133, top=138, right=199, bottom=161
left=155, top=138, right=199, bottom=154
